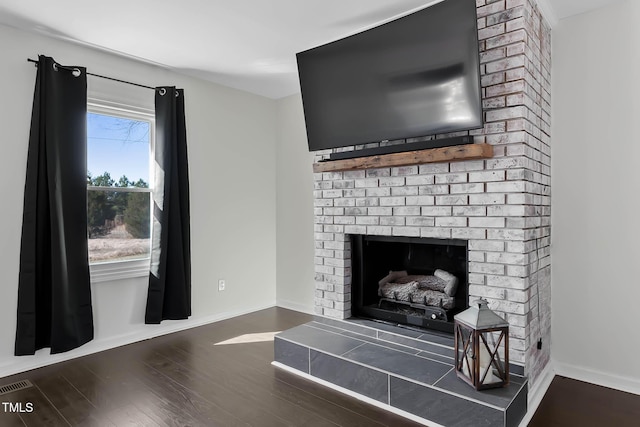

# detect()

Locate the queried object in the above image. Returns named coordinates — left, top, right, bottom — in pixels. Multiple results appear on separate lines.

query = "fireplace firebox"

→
left=351, top=235, right=468, bottom=334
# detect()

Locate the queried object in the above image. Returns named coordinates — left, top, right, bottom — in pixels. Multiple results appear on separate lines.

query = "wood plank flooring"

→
left=0, top=307, right=638, bottom=426
left=0, top=308, right=422, bottom=426
left=529, top=375, right=640, bottom=427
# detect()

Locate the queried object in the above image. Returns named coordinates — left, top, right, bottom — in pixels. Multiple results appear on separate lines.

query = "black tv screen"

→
left=297, top=0, right=482, bottom=152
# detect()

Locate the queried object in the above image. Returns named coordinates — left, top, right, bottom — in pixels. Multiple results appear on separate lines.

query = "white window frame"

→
left=87, top=99, right=155, bottom=283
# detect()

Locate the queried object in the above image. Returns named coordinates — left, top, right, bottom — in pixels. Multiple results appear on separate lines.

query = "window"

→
left=87, top=102, right=154, bottom=281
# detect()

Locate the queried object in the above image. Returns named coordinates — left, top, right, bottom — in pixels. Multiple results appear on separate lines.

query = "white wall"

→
left=275, top=94, right=316, bottom=313
left=552, top=0, right=640, bottom=394
left=0, top=23, right=277, bottom=377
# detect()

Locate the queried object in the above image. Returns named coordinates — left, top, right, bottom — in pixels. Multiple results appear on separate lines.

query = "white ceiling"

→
left=0, top=0, right=626, bottom=99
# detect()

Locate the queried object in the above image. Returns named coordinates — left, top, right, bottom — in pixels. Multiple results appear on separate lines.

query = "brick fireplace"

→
left=311, top=0, right=551, bottom=386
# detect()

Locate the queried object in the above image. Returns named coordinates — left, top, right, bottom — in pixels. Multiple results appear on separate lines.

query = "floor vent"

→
left=0, top=380, right=33, bottom=396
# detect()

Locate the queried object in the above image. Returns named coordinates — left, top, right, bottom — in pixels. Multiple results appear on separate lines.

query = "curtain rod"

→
left=27, top=58, right=156, bottom=91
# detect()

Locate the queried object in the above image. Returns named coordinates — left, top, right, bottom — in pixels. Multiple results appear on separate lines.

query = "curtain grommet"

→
left=159, top=88, right=167, bottom=96
left=72, top=68, right=81, bottom=78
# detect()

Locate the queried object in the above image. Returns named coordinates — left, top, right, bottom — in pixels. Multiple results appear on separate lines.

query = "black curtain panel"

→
left=146, top=87, right=192, bottom=324
left=15, top=55, right=94, bottom=355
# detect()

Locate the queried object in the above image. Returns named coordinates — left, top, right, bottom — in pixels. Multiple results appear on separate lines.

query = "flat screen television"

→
left=297, top=0, right=482, bottom=154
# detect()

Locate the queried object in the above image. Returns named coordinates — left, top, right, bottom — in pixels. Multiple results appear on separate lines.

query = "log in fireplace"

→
left=351, top=235, right=468, bottom=334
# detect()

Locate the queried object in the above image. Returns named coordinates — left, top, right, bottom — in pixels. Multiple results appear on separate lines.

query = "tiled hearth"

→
left=274, top=318, right=527, bottom=427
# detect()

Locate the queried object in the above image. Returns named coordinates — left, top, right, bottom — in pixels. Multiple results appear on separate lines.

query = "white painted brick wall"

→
left=311, top=0, right=551, bottom=384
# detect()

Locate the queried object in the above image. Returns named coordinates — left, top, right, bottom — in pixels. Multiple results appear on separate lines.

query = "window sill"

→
left=90, top=258, right=150, bottom=283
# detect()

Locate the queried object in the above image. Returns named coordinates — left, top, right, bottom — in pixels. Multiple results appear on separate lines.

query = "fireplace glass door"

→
left=351, top=235, right=468, bottom=334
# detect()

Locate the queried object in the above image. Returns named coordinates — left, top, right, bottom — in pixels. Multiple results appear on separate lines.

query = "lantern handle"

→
left=473, top=298, right=489, bottom=308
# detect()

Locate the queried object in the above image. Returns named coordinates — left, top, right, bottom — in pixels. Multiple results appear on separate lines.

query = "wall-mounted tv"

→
left=297, top=0, right=482, bottom=155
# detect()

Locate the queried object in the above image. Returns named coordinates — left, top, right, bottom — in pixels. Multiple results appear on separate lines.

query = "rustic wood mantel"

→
left=312, top=143, right=494, bottom=173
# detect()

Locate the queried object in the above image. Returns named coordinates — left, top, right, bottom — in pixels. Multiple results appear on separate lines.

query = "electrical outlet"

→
left=218, top=279, right=226, bottom=291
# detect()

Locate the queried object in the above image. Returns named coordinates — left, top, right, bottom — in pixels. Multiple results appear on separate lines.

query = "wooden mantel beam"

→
left=312, top=143, right=494, bottom=173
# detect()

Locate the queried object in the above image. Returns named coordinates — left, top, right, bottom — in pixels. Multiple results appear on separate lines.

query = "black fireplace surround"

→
left=351, top=235, right=468, bottom=334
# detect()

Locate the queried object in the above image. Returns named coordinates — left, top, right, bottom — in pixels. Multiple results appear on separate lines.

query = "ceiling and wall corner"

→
left=0, top=0, right=628, bottom=99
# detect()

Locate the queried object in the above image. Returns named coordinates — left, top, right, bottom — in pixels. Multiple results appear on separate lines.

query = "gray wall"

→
left=275, top=94, right=315, bottom=313
left=551, top=0, right=640, bottom=393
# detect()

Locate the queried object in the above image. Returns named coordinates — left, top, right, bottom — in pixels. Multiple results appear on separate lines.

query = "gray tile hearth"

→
left=311, top=350, right=389, bottom=403
left=273, top=338, right=309, bottom=374
left=274, top=318, right=527, bottom=427
left=343, top=343, right=451, bottom=386
left=390, top=377, right=504, bottom=427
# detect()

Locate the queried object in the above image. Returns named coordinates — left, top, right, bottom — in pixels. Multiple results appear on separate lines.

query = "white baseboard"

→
left=276, top=298, right=314, bottom=315
left=554, top=360, right=640, bottom=396
left=518, top=362, right=555, bottom=427
left=0, top=301, right=276, bottom=379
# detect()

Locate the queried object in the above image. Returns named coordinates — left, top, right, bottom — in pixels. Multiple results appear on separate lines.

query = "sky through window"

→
left=87, top=112, right=150, bottom=185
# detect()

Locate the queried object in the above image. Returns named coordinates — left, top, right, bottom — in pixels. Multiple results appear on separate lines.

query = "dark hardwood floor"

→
left=529, top=375, right=640, bottom=427
left=0, top=307, right=638, bottom=426
left=0, top=308, right=422, bottom=427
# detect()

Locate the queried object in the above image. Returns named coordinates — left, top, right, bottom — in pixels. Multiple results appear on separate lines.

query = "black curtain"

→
left=15, top=55, right=93, bottom=355
left=145, top=87, right=191, bottom=324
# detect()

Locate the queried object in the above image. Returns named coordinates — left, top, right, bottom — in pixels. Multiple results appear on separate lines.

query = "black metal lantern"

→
left=454, top=298, right=509, bottom=390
